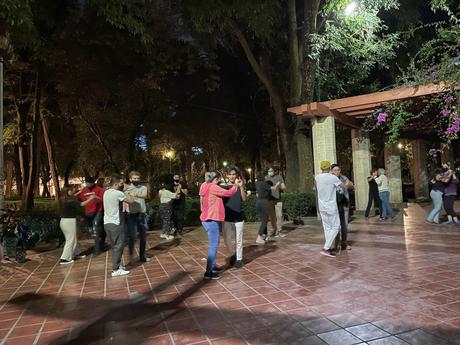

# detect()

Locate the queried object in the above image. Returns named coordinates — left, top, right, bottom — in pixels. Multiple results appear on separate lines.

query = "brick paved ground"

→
left=1, top=203, right=460, bottom=344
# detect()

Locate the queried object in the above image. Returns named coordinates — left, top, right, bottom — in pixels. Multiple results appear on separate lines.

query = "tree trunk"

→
left=13, top=145, right=22, bottom=196
left=5, top=159, right=13, bottom=198
left=22, top=73, right=42, bottom=211
left=41, top=113, right=60, bottom=199
left=64, top=159, right=74, bottom=186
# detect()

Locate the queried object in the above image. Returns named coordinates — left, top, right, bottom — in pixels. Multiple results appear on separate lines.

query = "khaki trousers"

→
left=60, top=218, right=77, bottom=261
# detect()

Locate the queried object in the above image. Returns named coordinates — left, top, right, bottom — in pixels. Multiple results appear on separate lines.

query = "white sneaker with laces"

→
left=166, top=235, right=175, bottom=241
left=112, top=268, right=130, bottom=277
left=160, top=234, right=167, bottom=239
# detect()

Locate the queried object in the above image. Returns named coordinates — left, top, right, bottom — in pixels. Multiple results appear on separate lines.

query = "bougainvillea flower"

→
left=441, top=109, right=452, bottom=117
left=377, top=112, right=388, bottom=123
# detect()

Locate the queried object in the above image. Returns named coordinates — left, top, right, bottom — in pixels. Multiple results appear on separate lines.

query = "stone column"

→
left=351, top=130, right=372, bottom=211
left=384, top=145, right=403, bottom=205
left=312, top=116, right=337, bottom=176
left=411, top=140, right=429, bottom=200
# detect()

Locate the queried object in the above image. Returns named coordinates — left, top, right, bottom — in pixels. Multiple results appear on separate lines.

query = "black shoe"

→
left=233, top=260, right=243, bottom=268
left=228, top=255, right=236, bottom=267
left=140, top=256, right=151, bottom=262
left=212, top=265, right=225, bottom=273
left=204, top=271, right=221, bottom=280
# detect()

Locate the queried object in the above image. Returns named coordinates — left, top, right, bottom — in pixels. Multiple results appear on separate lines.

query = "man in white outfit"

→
left=315, top=160, right=353, bottom=257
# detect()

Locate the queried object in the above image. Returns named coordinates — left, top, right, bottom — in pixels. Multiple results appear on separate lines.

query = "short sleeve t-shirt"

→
left=221, top=184, right=245, bottom=222
left=124, top=184, right=147, bottom=213
left=256, top=180, right=271, bottom=200
left=78, top=186, right=104, bottom=213
left=315, top=173, right=342, bottom=214
left=159, top=189, right=177, bottom=204
left=103, top=189, right=127, bottom=225
left=265, top=175, right=284, bottom=200
left=173, top=181, right=188, bottom=209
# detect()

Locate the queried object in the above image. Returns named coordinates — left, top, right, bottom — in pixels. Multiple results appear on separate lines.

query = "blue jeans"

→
left=126, top=213, right=147, bottom=258
left=202, top=221, right=221, bottom=274
left=427, top=190, right=443, bottom=223
left=379, top=191, right=394, bottom=219
left=85, top=212, right=106, bottom=253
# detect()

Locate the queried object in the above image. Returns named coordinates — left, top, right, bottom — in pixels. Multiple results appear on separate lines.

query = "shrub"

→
left=282, top=192, right=317, bottom=222
left=145, top=192, right=316, bottom=227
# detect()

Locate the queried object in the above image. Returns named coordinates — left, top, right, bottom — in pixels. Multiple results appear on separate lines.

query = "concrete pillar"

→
left=384, top=145, right=403, bottom=205
left=312, top=116, right=337, bottom=175
left=411, top=140, right=429, bottom=200
left=351, top=130, right=372, bottom=211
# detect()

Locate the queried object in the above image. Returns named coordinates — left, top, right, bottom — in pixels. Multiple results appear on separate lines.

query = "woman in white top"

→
left=158, top=184, right=180, bottom=240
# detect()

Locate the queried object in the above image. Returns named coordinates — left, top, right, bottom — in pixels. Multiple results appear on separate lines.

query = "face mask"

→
left=86, top=183, right=95, bottom=189
left=132, top=181, right=140, bottom=187
left=173, top=179, right=180, bottom=183
left=118, top=184, right=124, bottom=191
left=268, top=172, right=274, bottom=177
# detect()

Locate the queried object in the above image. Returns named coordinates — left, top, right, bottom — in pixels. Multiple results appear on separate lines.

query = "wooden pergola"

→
left=287, top=83, right=448, bottom=129
left=286, top=82, right=450, bottom=210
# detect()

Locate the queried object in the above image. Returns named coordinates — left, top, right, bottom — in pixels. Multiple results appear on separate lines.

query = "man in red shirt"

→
left=79, top=177, right=106, bottom=255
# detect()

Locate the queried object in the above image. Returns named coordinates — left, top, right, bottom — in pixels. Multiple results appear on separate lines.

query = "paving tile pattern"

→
left=1, top=203, right=460, bottom=344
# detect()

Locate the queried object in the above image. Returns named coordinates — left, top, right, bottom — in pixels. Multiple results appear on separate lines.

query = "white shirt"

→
left=315, top=173, right=342, bottom=214
left=375, top=174, right=389, bottom=192
left=103, top=189, right=127, bottom=225
left=159, top=189, right=177, bottom=204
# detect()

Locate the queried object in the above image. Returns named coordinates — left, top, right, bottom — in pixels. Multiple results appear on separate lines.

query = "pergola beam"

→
left=287, top=83, right=450, bottom=127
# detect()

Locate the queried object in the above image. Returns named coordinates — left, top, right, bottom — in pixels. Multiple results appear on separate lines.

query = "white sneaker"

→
left=111, top=268, right=130, bottom=277
left=166, top=235, right=175, bottom=241
left=160, top=234, right=167, bottom=239
left=275, top=230, right=286, bottom=238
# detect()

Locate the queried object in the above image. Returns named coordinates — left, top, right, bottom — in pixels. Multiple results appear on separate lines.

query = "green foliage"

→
left=363, top=0, right=460, bottom=145
left=146, top=192, right=316, bottom=228
left=282, top=192, right=317, bottom=221
left=312, top=2, right=400, bottom=98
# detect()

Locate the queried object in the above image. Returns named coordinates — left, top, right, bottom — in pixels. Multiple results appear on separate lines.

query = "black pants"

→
left=104, top=223, right=125, bottom=271
left=256, top=199, right=269, bottom=236
left=172, top=207, right=185, bottom=234
left=365, top=191, right=381, bottom=217
left=125, top=213, right=147, bottom=258
left=85, top=212, right=106, bottom=253
left=444, top=195, right=457, bottom=217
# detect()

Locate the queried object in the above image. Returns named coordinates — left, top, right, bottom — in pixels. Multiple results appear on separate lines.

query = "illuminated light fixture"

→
left=397, top=143, right=403, bottom=149
left=344, top=1, right=357, bottom=16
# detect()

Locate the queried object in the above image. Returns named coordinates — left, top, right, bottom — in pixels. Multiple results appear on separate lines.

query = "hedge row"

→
left=146, top=192, right=317, bottom=228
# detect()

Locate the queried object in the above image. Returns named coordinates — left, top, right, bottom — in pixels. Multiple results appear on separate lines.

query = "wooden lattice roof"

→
left=287, top=83, right=448, bottom=129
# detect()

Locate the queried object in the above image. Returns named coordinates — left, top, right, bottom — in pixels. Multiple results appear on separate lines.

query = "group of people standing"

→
left=426, top=163, right=458, bottom=224
left=199, top=165, right=287, bottom=280
left=58, top=172, right=151, bottom=277
left=158, top=175, right=188, bottom=240
left=315, top=161, right=354, bottom=257
left=365, top=168, right=396, bottom=221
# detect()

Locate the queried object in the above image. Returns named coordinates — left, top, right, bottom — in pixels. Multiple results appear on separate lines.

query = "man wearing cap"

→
left=315, top=161, right=353, bottom=257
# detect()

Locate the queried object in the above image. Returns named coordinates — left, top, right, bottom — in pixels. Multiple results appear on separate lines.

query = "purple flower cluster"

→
left=445, top=95, right=455, bottom=103
left=377, top=112, right=388, bottom=124
left=429, top=148, right=437, bottom=157
left=441, top=109, right=452, bottom=117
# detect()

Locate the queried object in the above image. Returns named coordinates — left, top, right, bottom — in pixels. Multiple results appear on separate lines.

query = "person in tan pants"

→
left=59, top=186, right=94, bottom=264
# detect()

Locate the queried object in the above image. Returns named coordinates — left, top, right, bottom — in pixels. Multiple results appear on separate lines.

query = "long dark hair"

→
left=59, top=185, right=76, bottom=207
